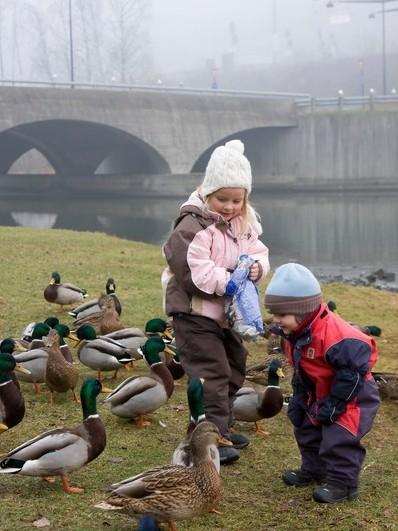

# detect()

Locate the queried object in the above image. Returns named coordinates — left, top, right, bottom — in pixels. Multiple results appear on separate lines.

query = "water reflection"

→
left=1, top=192, right=397, bottom=272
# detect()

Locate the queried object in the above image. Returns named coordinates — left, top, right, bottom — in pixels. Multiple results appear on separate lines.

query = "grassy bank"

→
left=0, top=226, right=397, bottom=531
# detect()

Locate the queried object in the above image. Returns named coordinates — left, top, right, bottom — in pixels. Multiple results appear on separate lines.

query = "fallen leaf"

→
left=171, top=404, right=185, bottom=412
left=33, top=517, right=50, bottom=528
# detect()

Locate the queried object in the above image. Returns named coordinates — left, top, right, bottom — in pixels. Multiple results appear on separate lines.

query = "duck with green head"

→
left=0, top=352, right=30, bottom=433
left=96, top=421, right=223, bottom=530
left=7, top=324, right=53, bottom=395
left=9, top=323, right=55, bottom=395
left=74, top=324, right=135, bottom=380
left=172, top=377, right=220, bottom=472
left=105, top=337, right=175, bottom=427
left=233, top=358, right=285, bottom=435
left=103, top=318, right=174, bottom=371
left=44, top=271, right=87, bottom=312
left=0, top=377, right=110, bottom=493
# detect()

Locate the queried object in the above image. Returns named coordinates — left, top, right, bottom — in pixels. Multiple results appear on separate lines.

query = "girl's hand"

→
left=249, top=262, right=260, bottom=281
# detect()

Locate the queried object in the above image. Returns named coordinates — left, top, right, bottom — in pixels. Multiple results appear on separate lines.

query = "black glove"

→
left=316, top=396, right=346, bottom=426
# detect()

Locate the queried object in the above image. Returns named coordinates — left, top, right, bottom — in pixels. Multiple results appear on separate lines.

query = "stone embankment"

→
left=317, top=268, right=398, bottom=293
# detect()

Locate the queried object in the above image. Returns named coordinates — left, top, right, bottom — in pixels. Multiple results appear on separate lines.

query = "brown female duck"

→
left=97, top=421, right=223, bottom=530
left=44, top=329, right=79, bottom=405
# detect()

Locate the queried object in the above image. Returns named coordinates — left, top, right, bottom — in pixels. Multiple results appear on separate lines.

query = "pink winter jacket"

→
left=162, top=191, right=270, bottom=327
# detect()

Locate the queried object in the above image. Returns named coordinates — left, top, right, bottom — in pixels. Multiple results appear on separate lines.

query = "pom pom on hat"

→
left=200, top=139, right=252, bottom=197
left=265, top=263, right=322, bottom=315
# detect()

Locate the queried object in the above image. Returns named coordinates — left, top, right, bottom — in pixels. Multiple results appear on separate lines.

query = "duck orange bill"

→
left=0, top=423, right=8, bottom=432
left=277, top=368, right=285, bottom=378
left=101, top=387, right=113, bottom=393
left=218, top=437, right=234, bottom=447
left=164, top=346, right=176, bottom=357
left=14, top=343, right=27, bottom=353
left=15, top=364, right=31, bottom=375
left=67, top=333, right=80, bottom=343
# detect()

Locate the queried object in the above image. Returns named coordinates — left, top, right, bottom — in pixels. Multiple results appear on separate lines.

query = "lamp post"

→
left=68, top=0, right=74, bottom=86
left=326, top=0, right=398, bottom=95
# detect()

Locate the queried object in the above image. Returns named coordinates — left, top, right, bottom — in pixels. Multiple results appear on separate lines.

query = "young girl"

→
left=264, top=263, right=380, bottom=503
left=162, top=139, right=270, bottom=464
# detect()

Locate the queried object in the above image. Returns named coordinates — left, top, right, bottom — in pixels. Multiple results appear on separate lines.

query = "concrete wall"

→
left=254, top=110, right=398, bottom=189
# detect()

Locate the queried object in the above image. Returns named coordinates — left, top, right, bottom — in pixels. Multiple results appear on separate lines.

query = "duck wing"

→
left=105, top=376, right=157, bottom=406
left=4, top=428, right=81, bottom=461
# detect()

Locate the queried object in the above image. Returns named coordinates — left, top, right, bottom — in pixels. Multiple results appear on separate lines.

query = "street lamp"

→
left=326, top=0, right=398, bottom=95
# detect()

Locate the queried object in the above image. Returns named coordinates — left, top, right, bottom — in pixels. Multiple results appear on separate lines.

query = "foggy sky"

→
left=1, top=0, right=397, bottom=88
left=150, top=0, right=398, bottom=72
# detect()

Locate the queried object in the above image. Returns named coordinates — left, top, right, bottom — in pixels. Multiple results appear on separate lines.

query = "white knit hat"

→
left=200, top=139, right=252, bottom=197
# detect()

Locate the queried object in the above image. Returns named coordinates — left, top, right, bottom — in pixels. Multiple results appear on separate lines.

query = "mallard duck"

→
left=172, top=378, right=220, bottom=473
left=96, top=421, right=223, bottom=530
left=72, top=296, right=124, bottom=335
left=7, top=337, right=48, bottom=395
left=372, top=372, right=398, bottom=401
left=105, top=337, right=175, bottom=427
left=327, top=301, right=382, bottom=336
left=69, top=278, right=122, bottom=320
left=44, top=329, right=79, bottom=405
left=0, top=378, right=109, bottom=493
left=75, top=324, right=135, bottom=379
left=233, top=359, right=284, bottom=435
left=44, top=271, right=87, bottom=312
left=5, top=323, right=57, bottom=395
left=105, top=318, right=175, bottom=373
left=20, top=316, right=59, bottom=344
left=0, top=352, right=30, bottom=433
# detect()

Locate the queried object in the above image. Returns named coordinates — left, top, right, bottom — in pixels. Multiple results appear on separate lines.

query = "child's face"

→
left=270, top=314, right=300, bottom=335
left=206, top=187, right=245, bottom=221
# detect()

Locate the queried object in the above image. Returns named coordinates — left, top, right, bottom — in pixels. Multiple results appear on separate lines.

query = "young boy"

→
left=264, top=263, right=380, bottom=504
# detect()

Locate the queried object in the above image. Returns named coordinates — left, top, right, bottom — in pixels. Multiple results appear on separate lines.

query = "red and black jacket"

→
left=277, top=303, right=379, bottom=435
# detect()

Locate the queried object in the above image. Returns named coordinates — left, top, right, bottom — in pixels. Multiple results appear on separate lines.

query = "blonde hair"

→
left=200, top=187, right=262, bottom=236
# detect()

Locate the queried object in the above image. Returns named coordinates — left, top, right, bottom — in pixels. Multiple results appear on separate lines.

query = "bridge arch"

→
left=190, top=126, right=291, bottom=178
left=0, top=119, right=170, bottom=176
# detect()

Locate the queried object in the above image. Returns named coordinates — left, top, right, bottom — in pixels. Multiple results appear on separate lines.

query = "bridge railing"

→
left=296, top=94, right=398, bottom=111
left=0, top=79, right=397, bottom=110
left=0, top=78, right=311, bottom=100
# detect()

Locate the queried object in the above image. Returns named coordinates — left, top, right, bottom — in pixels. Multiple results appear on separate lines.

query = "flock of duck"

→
left=0, top=273, right=287, bottom=531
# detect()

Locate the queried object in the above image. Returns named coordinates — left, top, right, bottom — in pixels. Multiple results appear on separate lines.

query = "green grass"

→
left=0, top=226, right=398, bottom=531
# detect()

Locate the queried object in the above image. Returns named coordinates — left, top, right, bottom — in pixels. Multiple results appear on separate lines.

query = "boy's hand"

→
left=249, top=262, right=260, bottom=281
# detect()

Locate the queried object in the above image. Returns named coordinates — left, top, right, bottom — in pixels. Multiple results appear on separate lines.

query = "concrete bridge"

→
left=0, top=85, right=397, bottom=195
left=0, top=86, right=296, bottom=185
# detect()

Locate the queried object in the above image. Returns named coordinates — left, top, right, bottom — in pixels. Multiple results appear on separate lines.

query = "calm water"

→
left=1, top=190, right=398, bottom=278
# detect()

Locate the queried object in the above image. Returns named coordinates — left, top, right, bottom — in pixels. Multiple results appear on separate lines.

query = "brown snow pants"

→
left=172, top=313, right=248, bottom=437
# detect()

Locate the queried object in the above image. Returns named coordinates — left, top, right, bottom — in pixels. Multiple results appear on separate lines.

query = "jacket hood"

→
left=180, top=190, right=223, bottom=224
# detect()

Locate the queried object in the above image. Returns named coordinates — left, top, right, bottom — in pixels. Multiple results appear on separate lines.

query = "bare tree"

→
left=105, top=0, right=151, bottom=84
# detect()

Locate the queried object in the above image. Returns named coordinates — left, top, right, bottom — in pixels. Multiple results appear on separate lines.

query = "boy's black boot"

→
left=282, top=469, right=326, bottom=487
left=313, top=481, right=359, bottom=504
left=228, top=432, right=250, bottom=449
left=219, top=447, right=240, bottom=465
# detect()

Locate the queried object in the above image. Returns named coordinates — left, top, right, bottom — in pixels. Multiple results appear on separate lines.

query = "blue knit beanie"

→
left=264, top=263, right=322, bottom=315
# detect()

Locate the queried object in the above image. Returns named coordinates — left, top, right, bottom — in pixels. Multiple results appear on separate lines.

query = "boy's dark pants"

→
left=173, top=313, right=247, bottom=438
left=294, top=389, right=379, bottom=488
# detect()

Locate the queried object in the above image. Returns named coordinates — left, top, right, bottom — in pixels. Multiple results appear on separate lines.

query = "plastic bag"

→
left=224, top=255, right=264, bottom=341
